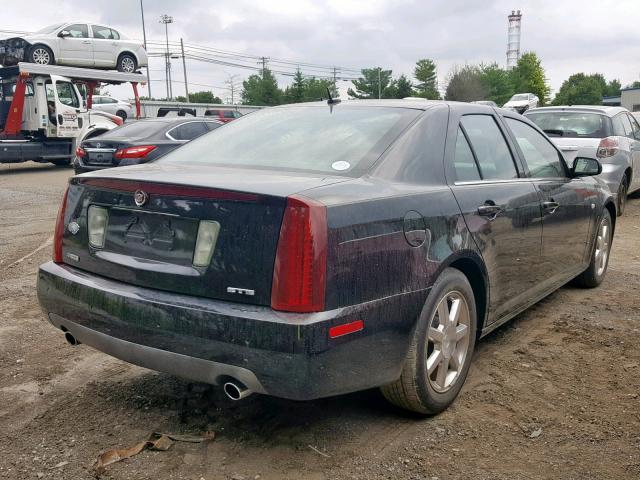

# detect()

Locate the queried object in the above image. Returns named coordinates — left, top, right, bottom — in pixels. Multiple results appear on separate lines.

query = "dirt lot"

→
left=1, top=161, right=639, bottom=480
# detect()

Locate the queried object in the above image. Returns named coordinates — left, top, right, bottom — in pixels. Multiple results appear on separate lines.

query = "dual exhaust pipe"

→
left=62, top=330, right=252, bottom=401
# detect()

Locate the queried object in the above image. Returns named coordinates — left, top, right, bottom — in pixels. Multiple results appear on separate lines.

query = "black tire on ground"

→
left=115, top=110, right=128, bottom=121
left=617, top=175, right=628, bottom=216
left=29, top=45, right=54, bottom=65
left=380, top=268, right=477, bottom=415
left=573, top=209, right=612, bottom=288
left=117, top=53, right=137, bottom=73
left=51, top=159, right=71, bottom=167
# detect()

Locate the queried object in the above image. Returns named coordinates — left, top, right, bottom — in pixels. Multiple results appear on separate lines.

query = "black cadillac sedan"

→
left=37, top=100, right=615, bottom=414
left=73, top=117, right=223, bottom=174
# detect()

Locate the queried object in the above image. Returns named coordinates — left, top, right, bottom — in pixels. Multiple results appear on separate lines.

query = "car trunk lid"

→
left=550, top=137, right=601, bottom=164
left=61, top=164, right=347, bottom=306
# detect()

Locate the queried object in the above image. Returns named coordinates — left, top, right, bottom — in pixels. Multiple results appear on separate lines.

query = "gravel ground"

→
left=1, top=161, right=639, bottom=480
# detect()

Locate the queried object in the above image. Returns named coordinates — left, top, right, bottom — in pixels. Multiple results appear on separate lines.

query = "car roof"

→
left=525, top=105, right=628, bottom=117
left=270, top=98, right=502, bottom=112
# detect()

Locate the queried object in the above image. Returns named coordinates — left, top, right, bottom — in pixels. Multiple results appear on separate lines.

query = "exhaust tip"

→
left=223, top=381, right=251, bottom=401
left=64, top=332, right=80, bottom=346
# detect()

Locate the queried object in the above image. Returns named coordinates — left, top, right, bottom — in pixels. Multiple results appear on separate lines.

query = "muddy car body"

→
left=37, top=100, right=616, bottom=414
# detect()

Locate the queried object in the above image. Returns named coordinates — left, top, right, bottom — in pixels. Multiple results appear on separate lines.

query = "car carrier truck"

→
left=0, top=62, right=146, bottom=166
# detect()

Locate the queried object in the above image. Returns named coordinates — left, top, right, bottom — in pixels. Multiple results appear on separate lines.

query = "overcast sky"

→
left=2, top=0, right=639, bottom=102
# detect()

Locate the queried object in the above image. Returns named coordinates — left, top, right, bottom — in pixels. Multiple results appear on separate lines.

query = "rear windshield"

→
left=98, top=120, right=167, bottom=139
left=526, top=111, right=611, bottom=138
left=157, top=106, right=420, bottom=176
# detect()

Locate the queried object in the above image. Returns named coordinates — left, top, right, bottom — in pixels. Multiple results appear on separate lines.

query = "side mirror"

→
left=572, top=157, right=602, bottom=177
left=58, top=30, right=71, bottom=38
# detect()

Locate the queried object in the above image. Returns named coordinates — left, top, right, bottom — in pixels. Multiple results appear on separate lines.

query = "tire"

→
left=29, top=45, right=54, bottom=65
left=617, top=175, right=628, bottom=216
left=117, top=53, right=137, bottom=73
left=380, top=268, right=477, bottom=415
left=573, top=209, right=612, bottom=288
left=115, top=110, right=128, bottom=121
left=51, top=159, right=71, bottom=167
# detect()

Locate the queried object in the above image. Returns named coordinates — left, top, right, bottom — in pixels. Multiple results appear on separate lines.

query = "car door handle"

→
left=543, top=201, right=560, bottom=215
left=477, top=204, right=503, bottom=218
left=82, top=40, right=91, bottom=44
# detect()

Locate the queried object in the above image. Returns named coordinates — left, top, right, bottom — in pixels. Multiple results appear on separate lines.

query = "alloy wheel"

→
left=120, top=57, right=135, bottom=72
left=618, top=182, right=627, bottom=215
left=426, top=291, right=471, bottom=393
left=32, top=48, right=51, bottom=64
left=595, top=215, right=611, bottom=277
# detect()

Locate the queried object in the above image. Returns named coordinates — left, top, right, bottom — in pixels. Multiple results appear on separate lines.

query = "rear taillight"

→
left=53, top=186, right=69, bottom=263
left=115, top=145, right=156, bottom=159
left=75, top=146, right=87, bottom=158
left=597, top=137, right=619, bottom=158
left=271, top=195, right=327, bottom=313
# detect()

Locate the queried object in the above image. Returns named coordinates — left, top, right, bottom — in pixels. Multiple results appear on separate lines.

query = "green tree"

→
left=627, top=80, right=640, bottom=89
left=284, top=69, right=306, bottom=103
left=552, top=73, right=605, bottom=106
left=605, top=79, right=621, bottom=97
left=303, top=77, right=338, bottom=101
left=479, top=63, right=514, bottom=106
left=241, top=68, right=282, bottom=106
left=348, top=68, right=393, bottom=99
left=414, top=59, right=440, bottom=99
left=510, top=52, right=550, bottom=105
left=175, top=90, right=222, bottom=103
left=392, top=74, right=414, bottom=98
left=444, top=65, right=487, bottom=102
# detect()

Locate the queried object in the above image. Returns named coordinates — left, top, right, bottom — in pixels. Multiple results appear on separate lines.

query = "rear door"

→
left=91, top=25, right=118, bottom=67
left=502, top=116, right=593, bottom=286
left=446, top=109, right=543, bottom=324
left=624, top=113, right=640, bottom=192
left=57, top=24, right=94, bottom=66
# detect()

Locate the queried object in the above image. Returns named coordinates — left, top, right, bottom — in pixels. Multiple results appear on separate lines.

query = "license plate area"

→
left=86, top=148, right=116, bottom=165
left=102, top=208, right=199, bottom=266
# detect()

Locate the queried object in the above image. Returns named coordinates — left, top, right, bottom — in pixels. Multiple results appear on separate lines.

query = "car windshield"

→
left=35, top=23, right=65, bottom=34
left=98, top=120, right=167, bottom=139
left=510, top=94, right=529, bottom=101
left=156, top=106, right=420, bottom=176
left=526, top=111, right=611, bottom=138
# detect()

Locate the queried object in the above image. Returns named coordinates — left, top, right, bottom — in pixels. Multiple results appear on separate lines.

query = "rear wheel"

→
left=617, top=175, right=628, bottom=216
left=380, top=268, right=477, bottom=414
left=573, top=209, right=612, bottom=288
left=117, top=53, right=137, bottom=73
left=115, top=110, right=128, bottom=121
left=29, top=45, right=54, bottom=65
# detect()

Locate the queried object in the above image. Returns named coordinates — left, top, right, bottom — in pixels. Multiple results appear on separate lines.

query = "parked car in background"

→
left=91, top=95, right=132, bottom=121
left=204, top=109, right=243, bottom=123
left=472, top=100, right=497, bottom=107
left=74, top=117, right=222, bottom=173
left=40, top=101, right=616, bottom=415
left=503, top=93, right=539, bottom=113
left=0, top=22, right=148, bottom=72
left=525, top=106, right=640, bottom=215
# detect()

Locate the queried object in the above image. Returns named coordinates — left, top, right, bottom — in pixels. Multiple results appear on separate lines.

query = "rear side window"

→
left=460, top=115, right=518, bottom=180
left=611, top=115, right=627, bottom=136
left=204, top=122, right=221, bottom=131
left=223, top=111, right=235, bottom=118
left=619, top=114, right=634, bottom=138
left=505, top=118, right=566, bottom=178
left=110, top=29, right=120, bottom=40
left=453, top=128, right=481, bottom=182
left=92, top=25, right=115, bottom=40
left=168, top=122, right=208, bottom=141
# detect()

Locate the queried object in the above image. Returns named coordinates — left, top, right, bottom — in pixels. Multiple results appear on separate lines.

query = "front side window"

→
left=55, top=82, right=80, bottom=108
left=453, top=127, right=481, bottom=182
left=64, top=24, right=88, bottom=38
left=460, top=115, right=518, bottom=180
left=505, top=118, right=566, bottom=178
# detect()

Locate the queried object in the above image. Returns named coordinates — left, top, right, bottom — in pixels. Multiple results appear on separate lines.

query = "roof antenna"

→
left=326, top=87, right=341, bottom=113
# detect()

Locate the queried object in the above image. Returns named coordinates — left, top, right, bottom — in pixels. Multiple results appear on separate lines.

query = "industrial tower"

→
left=507, top=10, right=522, bottom=69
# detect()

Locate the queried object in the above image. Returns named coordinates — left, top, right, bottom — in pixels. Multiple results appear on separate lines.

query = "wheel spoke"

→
left=436, top=355, right=448, bottom=388
left=449, top=298, right=461, bottom=326
left=450, top=350, right=462, bottom=370
left=437, top=299, right=449, bottom=325
left=428, top=326, right=444, bottom=344
left=427, top=349, right=442, bottom=374
left=455, top=324, right=468, bottom=341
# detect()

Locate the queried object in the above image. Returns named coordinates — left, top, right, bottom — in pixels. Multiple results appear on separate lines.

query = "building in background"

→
left=507, top=10, right=523, bottom=69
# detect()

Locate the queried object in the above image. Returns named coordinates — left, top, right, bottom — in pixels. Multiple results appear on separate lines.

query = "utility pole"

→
left=160, top=14, right=174, bottom=100
left=259, top=57, right=269, bottom=77
left=378, top=67, right=381, bottom=99
left=226, top=74, right=239, bottom=104
left=140, top=0, right=151, bottom=98
left=180, top=38, right=189, bottom=102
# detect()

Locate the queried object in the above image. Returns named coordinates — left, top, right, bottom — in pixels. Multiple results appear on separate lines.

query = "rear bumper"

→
left=37, top=262, right=426, bottom=400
